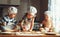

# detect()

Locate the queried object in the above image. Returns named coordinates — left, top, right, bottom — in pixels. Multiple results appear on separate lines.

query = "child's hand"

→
left=39, top=28, right=45, bottom=32
left=2, top=22, right=6, bottom=26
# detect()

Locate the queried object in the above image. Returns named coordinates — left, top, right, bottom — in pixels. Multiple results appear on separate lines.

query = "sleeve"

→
left=0, top=18, right=2, bottom=23
left=0, top=17, right=6, bottom=26
left=0, top=17, right=5, bottom=24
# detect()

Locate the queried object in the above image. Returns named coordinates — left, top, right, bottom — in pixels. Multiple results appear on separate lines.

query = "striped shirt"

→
left=0, top=15, right=17, bottom=31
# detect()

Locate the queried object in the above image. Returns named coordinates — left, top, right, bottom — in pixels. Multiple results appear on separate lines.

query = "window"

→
left=48, top=0, right=60, bottom=33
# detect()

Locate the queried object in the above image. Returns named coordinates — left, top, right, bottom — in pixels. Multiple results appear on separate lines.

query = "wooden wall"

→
left=30, top=0, right=48, bottom=22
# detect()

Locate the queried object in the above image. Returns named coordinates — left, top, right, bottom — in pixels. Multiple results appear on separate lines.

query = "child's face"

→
left=9, top=13, right=16, bottom=18
left=45, top=15, right=49, bottom=20
left=27, top=13, right=33, bottom=19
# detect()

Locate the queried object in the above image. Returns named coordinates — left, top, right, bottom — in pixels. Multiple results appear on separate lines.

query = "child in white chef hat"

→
left=0, top=6, right=19, bottom=32
left=20, top=6, right=37, bottom=32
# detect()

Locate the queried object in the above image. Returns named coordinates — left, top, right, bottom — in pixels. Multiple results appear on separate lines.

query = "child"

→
left=20, top=6, right=37, bottom=32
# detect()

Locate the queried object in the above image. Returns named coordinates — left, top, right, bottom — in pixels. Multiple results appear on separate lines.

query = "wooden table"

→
left=0, top=32, right=60, bottom=37
left=0, top=35, right=60, bottom=37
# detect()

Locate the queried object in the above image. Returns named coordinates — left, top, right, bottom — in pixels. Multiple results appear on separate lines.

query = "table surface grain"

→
left=0, top=34, right=60, bottom=37
left=0, top=32, right=60, bottom=37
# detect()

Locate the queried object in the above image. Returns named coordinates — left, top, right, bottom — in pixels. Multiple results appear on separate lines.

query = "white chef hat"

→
left=28, top=6, right=37, bottom=16
left=44, top=11, right=51, bottom=19
left=8, top=6, right=18, bottom=14
left=44, top=11, right=51, bottom=16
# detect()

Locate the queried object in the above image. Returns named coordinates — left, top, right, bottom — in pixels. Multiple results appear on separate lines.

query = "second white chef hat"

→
left=28, top=6, right=37, bottom=16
